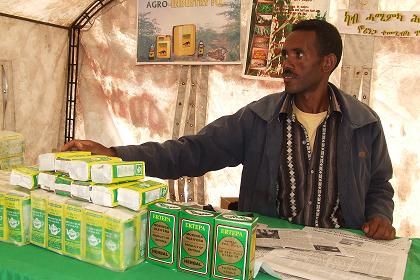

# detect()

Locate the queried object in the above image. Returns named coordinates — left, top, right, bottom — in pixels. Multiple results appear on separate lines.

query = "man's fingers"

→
left=61, top=139, right=90, bottom=152
left=372, top=224, right=386, bottom=239
left=382, top=226, right=396, bottom=240
left=364, top=217, right=396, bottom=240
left=365, top=219, right=380, bottom=238
left=61, top=140, right=77, bottom=151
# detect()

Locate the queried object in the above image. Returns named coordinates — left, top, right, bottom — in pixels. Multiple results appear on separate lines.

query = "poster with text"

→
left=243, top=0, right=329, bottom=80
left=137, top=0, right=241, bottom=64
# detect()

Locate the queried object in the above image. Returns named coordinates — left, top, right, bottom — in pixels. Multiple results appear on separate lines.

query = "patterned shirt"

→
left=277, top=88, right=344, bottom=228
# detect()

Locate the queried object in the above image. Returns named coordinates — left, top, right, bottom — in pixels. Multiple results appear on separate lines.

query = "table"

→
left=0, top=215, right=419, bottom=280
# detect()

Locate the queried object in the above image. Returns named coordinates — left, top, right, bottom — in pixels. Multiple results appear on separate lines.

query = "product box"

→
left=30, top=189, right=51, bottom=247
left=91, top=161, right=145, bottom=184
left=156, top=35, right=171, bottom=59
left=0, top=131, right=24, bottom=158
left=47, top=194, right=69, bottom=253
left=103, top=207, right=137, bottom=271
left=0, top=187, right=7, bottom=241
left=118, top=180, right=168, bottom=211
left=9, top=166, right=39, bottom=190
left=4, top=187, right=31, bottom=245
left=173, top=24, right=196, bottom=56
left=38, top=151, right=91, bottom=172
left=69, top=156, right=122, bottom=181
left=83, top=204, right=108, bottom=265
left=135, top=209, right=148, bottom=263
left=70, top=180, right=93, bottom=202
left=90, top=181, right=138, bottom=208
left=0, top=155, right=24, bottom=171
left=54, top=175, right=73, bottom=197
left=38, top=171, right=65, bottom=192
left=211, top=214, right=258, bottom=280
left=64, top=199, right=88, bottom=259
left=147, top=202, right=183, bottom=269
left=178, top=208, right=219, bottom=277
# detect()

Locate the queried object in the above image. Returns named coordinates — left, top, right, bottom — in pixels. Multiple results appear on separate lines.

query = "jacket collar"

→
left=249, top=82, right=379, bottom=129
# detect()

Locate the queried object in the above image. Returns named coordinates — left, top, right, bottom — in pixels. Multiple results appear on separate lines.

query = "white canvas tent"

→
left=0, top=0, right=419, bottom=237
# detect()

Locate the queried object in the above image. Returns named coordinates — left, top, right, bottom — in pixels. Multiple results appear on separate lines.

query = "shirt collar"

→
left=279, top=85, right=342, bottom=119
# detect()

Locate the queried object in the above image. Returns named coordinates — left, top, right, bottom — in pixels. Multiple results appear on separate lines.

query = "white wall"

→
left=0, top=16, right=68, bottom=163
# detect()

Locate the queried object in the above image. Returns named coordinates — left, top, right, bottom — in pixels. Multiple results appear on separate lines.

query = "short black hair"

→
left=292, top=19, right=343, bottom=71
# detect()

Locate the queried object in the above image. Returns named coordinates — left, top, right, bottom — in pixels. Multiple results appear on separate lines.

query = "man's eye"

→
left=296, top=51, right=303, bottom=59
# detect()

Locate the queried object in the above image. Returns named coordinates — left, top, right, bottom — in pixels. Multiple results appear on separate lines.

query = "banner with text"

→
left=243, top=0, right=330, bottom=80
left=137, top=0, right=241, bottom=64
left=337, top=10, right=420, bottom=37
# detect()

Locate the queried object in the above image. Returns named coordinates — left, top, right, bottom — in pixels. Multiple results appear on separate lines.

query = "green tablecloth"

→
left=0, top=215, right=419, bottom=280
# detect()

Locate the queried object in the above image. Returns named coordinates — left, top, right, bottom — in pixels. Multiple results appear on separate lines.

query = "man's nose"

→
left=281, top=57, right=293, bottom=69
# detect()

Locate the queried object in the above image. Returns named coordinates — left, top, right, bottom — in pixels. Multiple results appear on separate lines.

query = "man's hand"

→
left=362, top=216, right=396, bottom=240
left=61, top=139, right=116, bottom=157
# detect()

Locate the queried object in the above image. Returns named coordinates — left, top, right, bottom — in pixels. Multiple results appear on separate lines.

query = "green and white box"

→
left=0, top=188, right=6, bottom=241
left=103, top=207, right=139, bottom=271
left=0, top=156, right=24, bottom=171
left=178, top=208, right=219, bottom=277
left=38, top=151, right=91, bottom=172
left=135, top=209, right=148, bottom=263
left=47, top=194, right=69, bottom=253
left=30, top=189, right=51, bottom=247
left=212, top=214, right=258, bottom=280
left=70, top=180, right=93, bottom=202
left=90, top=181, right=137, bottom=208
left=83, top=204, right=108, bottom=265
left=69, top=156, right=122, bottom=182
left=118, top=180, right=168, bottom=211
left=54, top=175, right=73, bottom=197
left=0, top=131, right=24, bottom=158
left=147, top=202, right=182, bottom=269
left=64, top=199, right=88, bottom=259
left=39, top=171, right=65, bottom=192
left=91, top=161, right=145, bottom=184
left=10, top=166, right=39, bottom=190
left=4, top=187, right=31, bottom=246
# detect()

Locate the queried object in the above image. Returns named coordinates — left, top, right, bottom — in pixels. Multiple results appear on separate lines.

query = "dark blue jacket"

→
left=114, top=83, right=394, bottom=229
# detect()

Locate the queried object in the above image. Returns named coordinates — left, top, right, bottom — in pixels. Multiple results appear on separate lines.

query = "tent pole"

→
left=64, top=0, right=116, bottom=143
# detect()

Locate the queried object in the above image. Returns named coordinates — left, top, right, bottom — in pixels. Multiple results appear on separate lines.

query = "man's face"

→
left=281, top=30, right=324, bottom=95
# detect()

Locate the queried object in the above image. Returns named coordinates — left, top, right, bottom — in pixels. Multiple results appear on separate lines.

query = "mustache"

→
left=282, top=68, right=296, bottom=77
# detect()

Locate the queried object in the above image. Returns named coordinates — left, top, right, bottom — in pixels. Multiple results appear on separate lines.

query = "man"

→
left=63, top=20, right=395, bottom=240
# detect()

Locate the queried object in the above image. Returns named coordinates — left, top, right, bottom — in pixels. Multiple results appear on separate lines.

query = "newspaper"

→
left=302, top=227, right=412, bottom=253
left=255, top=226, right=411, bottom=280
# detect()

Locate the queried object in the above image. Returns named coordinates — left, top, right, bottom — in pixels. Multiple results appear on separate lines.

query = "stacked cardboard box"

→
left=0, top=131, right=24, bottom=170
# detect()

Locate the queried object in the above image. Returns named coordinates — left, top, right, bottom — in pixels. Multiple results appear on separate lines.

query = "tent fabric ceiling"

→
left=0, top=0, right=95, bottom=26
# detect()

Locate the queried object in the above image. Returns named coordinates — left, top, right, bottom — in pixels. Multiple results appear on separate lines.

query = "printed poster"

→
left=137, top=0, right=241, bottom=64
left=243, top=0, right=330, bottom=79
left=337, top=10, right=420, bottom=38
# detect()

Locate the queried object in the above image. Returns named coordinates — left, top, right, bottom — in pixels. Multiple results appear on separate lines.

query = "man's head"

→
left=281, top=19, right=342, bottom=95
left=292, top=19, right=343, bottom=70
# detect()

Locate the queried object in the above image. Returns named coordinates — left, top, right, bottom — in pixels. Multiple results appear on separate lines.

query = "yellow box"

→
left=0, top=188, right=7, bottom=241
left=173, top=24, right=196, bottom=56
left=156, top=35, right=171, bottom=59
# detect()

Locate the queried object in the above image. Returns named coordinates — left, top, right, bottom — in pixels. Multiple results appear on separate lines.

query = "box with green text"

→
left=64, top=199, right=88, bottom=259
left=30, top=189, right=51, bottom=247
left=211, top=214, right=258, bottom=280
left=147, top=202, right=183, bottom=269
left=178, top=208, right=219, bottom=277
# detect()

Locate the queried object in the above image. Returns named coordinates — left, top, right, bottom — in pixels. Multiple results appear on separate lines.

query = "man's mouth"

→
left=282, top=69, right=297, bottom=80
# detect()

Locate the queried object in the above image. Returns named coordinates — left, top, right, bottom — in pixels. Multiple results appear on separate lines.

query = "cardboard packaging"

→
left=91, top=161, right=145, bottom=184
left=30, top=189, right=51, bottom=247
left=178, top=208, right=219, bottom=277
left=147, top=202, right=183, bottom=269
left=211, top=213, right=258, bottom=280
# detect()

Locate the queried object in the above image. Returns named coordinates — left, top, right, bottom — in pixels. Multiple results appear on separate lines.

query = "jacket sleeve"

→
left=112, top=106, right=252, bottom=179
left=365, top=119, right=394, bottom=223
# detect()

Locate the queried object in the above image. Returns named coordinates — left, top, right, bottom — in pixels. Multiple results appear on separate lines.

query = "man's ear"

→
left=322, top=54, right=337, bottom=73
